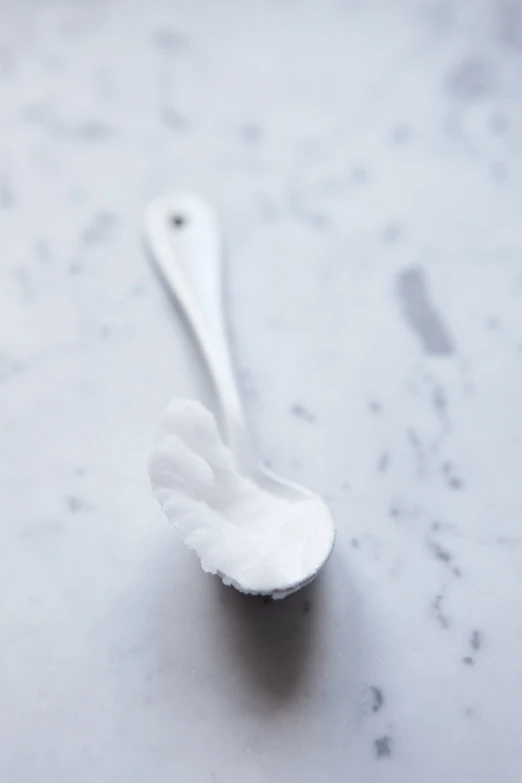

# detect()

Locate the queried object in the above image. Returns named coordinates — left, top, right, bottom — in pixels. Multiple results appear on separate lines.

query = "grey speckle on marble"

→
left=396, top=266, right=455, bottom=356
left=374, top=735, right=393, bottom=759
left=1, top=1, right=522, bottom=782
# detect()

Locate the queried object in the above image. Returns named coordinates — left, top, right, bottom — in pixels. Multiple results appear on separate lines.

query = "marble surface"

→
left=1, top=1, right=522, bottom=781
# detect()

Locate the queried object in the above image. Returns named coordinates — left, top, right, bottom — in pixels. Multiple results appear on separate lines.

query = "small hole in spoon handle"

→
left=171, top=213, right=187, bottom=228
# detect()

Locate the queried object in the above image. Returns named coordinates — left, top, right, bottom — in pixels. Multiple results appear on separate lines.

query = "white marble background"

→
left=1, top=1, right=522, bottom=781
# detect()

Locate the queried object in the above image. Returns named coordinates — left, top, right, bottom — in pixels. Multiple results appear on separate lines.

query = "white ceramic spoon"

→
left=145, top=193, right=335, bottom=598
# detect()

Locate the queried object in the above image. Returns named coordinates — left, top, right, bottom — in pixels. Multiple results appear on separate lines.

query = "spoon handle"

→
left=144, top=193, right=253, bottom=468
